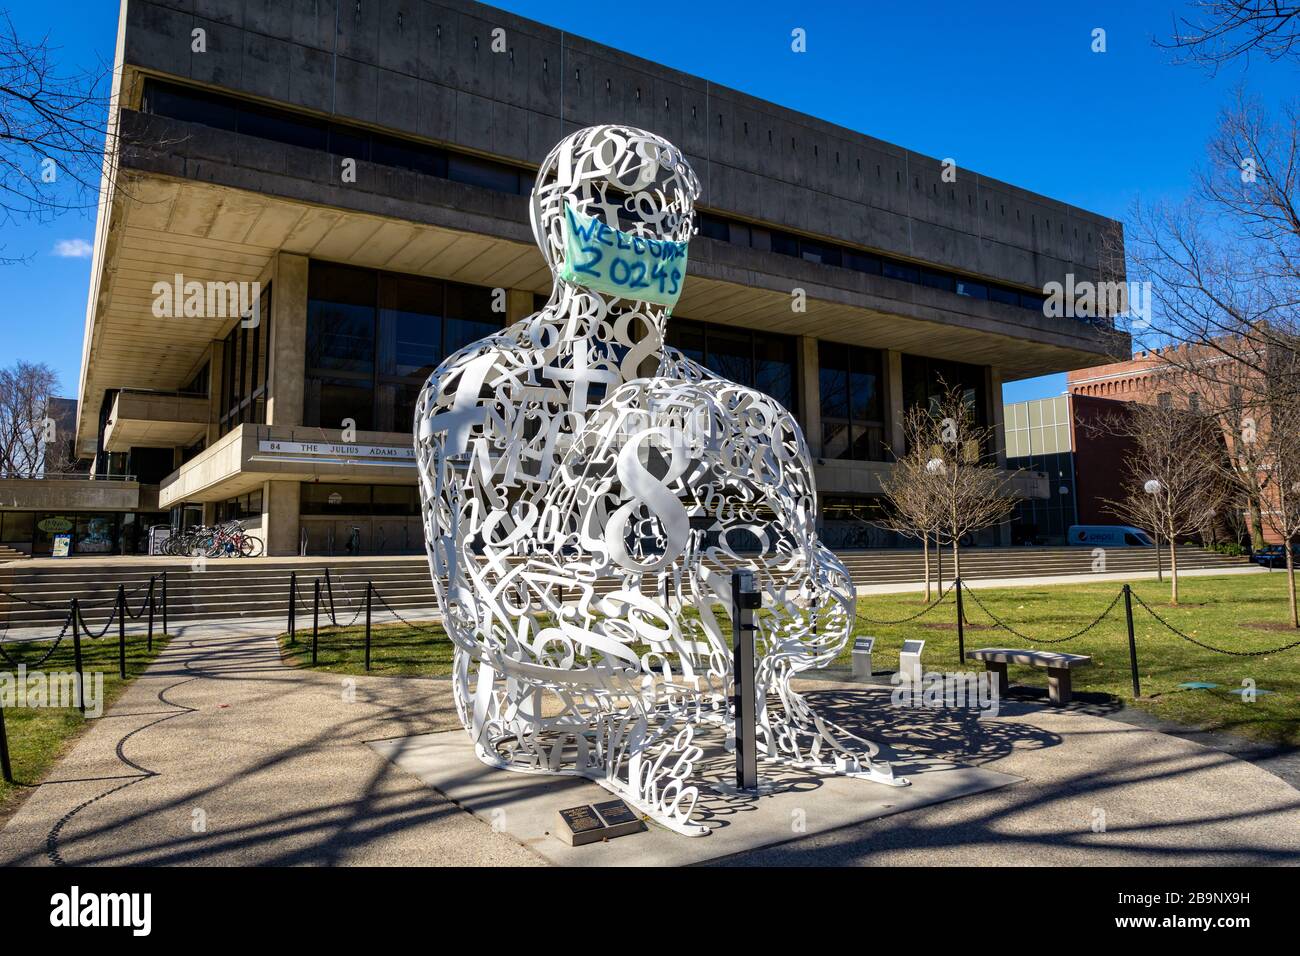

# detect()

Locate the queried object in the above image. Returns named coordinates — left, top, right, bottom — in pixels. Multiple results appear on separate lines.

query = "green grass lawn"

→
left=1, top=628, right=170, bottom=818
left=846, top=573, right=1300, bottom=745
left=277, top=619, right=455, bottom=677
left=274, top=572, right=1300, bottom=746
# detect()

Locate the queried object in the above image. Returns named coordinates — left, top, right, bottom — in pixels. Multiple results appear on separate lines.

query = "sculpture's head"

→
left=529, top=125, right=701, bottom=310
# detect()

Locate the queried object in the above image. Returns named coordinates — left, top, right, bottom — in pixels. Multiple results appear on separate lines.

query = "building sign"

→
left=254, top=440, right=416, bottom=467
left=38, top=517, right=74, bottom=533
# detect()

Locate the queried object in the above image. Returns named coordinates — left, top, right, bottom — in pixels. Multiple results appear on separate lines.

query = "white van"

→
left=1068, top=525, right=1154, bottom=547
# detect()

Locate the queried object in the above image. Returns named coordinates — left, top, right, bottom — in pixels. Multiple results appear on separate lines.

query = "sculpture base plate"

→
left=368, top=713, right=1021, bottom=866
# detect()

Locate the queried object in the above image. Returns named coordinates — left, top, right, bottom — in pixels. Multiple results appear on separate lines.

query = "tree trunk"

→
left=936, top=532, right=944, bottom=592
left=1287, top=539, right=1298, bottom=629
left=953, top=541, right=968, bottom=624
left=922, top=534, right=931, bottom=601
left=1250, top=496, right=1266, bottom=551
left=1169, top=538, right=1179, bottom=605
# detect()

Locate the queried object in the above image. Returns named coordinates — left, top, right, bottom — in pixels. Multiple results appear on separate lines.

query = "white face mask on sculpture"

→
left=414, top=124, right=906, bottom=836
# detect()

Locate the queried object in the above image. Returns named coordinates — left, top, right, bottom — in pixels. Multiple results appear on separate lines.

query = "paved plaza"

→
left=1, top=617, right=1297, bottom=867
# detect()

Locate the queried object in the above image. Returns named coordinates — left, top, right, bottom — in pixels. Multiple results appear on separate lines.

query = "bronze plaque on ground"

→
left=554, top=800, right=646, bottom=845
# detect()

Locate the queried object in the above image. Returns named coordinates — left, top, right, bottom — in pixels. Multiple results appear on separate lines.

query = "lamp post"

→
left=1144, top=479, right=1163, bottom=582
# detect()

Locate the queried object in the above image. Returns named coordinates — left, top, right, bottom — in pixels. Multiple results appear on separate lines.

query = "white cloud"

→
left=52, top=238, right=93, bottom=258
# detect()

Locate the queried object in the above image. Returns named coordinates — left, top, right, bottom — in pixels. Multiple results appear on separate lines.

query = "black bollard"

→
left=71, top=599, right=85, bottom=714
left=312, top=579, right=321, bottom=666
left=955, top=577, right=966, bottom=664
left=288, top=571, right=297, bottom=645
left=147, top=576, right=155, bottom=652
left=364, top=581, right=373, bottom=672
left=1123, top=584, right=1141, bottom=699
left=117, top=584, right=126, bottom=680
left=0, top=696, right=12, bottom=783
left=161, top=570, right=168, bottom=635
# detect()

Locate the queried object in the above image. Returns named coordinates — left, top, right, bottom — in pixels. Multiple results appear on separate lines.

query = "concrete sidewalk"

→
left=1, top=618, right=1297, bottom=866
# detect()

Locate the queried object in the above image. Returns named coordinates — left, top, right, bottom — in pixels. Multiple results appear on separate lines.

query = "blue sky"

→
left=0, top=0, right=1294, bottom=404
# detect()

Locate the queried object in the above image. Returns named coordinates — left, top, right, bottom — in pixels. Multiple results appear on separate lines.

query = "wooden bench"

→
left=965, top=648, right=1093, bottom=705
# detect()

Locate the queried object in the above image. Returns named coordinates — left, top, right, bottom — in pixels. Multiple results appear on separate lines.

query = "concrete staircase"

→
left=0, top=546, right=1249, bottom=632
left=0, top=545, right=30, bottom=562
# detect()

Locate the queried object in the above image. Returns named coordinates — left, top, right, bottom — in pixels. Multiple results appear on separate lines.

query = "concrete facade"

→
left=62, top=0, right=1128, bottom=557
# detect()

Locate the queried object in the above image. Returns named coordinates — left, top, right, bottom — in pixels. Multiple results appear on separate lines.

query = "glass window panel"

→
left=379, top=274, right=443, bottom=377
left=883, top=260, right=920, bottom=284
left=307, top=264, right=377, bottom=375
left=754, top=334, right=795, bottom=410
left=818, top=346, right=850, bottom=420
left=703, top=327, right=753, bottom=388
left=301, top=483, right=372, bottom=515
left=848, top=347, right=883, bottom=422
left=850, top=424, right=884, bottom=461
left=666, top=320, right=706, bottom=366
left=444, top=283, right=503, bottom=355
left=822, top=421, right=850, bottom=460
left=311, top=377, right=373, bottom=431
left=845, top=251, right=882, bottom=275
left=373, top=485, right=420, bottom=515
left=956, top=279, right=987, bottom=299
left=447, top=154, right=520, bottom=194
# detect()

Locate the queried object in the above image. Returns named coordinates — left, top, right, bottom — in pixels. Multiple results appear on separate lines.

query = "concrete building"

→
left=9, top=0, right=1126, bottom=557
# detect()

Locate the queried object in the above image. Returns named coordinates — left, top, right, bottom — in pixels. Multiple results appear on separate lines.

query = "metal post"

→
left=288, top=571, right=297, bottom=645
left=731, top=569, right=759, bottom=791
left=117, top=584, right=127, bottom=680
left=312, top=579, right=321, bottom=666
left=161, top=570, right=168, bottom=635
left=71, top=599, right=85, bottom=714
left=147, top=576, right=155, bottom=652
left=0, top=696, right=11, bottom=783
left=324, top=568, right=337, bottom=625
left=955, top=577, right=966, bottom=663
left=1123, top=584, right=1141, bottom=699
left=364, top=581, right=373, bottom=672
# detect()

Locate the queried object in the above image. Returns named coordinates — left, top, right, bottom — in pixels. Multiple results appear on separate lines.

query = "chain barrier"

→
left=371, top=588, right=443, bottom=636
left=0, top=607, right=75, bottom=669
left=75, top=600, right=120, bottom=640
left=960, top=582, right=1124, bottom=645
left=1129, top=590, right=1300, bottom=657
left=855, top=582, right=955, bottom=626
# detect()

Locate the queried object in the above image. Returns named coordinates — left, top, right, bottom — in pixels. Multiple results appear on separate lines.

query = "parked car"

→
left=1250, top=544, right=1300, bottom=568
left=1067, top=525, right=1154, bottom=547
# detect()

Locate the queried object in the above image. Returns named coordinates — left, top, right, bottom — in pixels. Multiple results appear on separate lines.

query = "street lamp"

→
left=1144, top=479, right=1163, bottom=582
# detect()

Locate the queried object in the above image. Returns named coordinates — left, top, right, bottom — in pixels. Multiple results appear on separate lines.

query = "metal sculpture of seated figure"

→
left=415, top=125, right=906, bottom=837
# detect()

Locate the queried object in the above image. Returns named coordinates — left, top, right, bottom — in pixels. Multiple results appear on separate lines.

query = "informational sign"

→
left=254, top=440, right=416, bottom=467
left=52, top=533, right=72, bottom=558
left=853, top=637, right=875, bottom=653
left=558, top=202, right=688, bottom=307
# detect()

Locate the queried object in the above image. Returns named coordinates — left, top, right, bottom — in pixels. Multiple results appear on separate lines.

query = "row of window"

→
left=142, top=79, right=531, bottom=195
left=697, top=213, right=1052, bottom=315
left=219, top=290, right=273, bottom=437
left=301, top=483, right=421, bottom=516
left=141, top=78, right=1072, bottom=326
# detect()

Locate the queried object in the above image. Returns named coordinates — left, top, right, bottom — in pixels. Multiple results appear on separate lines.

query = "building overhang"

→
left=0, top=477, right=142, bottom=513
left=158, top=425, right=418, bottom=507
left=103, top=390, right=209, bottom=452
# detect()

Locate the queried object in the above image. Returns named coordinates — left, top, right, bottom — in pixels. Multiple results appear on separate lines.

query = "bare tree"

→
left=894, top=385, right=1020, bottom=594
left=1100, top=403, right=1230, bottom=604
left=1160, top=1, right=1300, bottom=70
left=1125, top=92, right=1300, bottom=408
left=0, top=11, right=115, bottom=261
left=1257, top=388, right=1300, bottom=626
left=880, top=406, right=945, bottom=600
left=0, top=360, right=60, bottom=477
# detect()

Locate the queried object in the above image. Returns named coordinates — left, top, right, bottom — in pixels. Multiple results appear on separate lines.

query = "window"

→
left=300, top=483, right=419, bottom=515
left=141, top=78, right=527, bottom=197
left=665, top=319, right=797, bottom=414
left=304, top=263, right=506, bottom=434
left=901, top=354, right=988, bottom=452
left=218, top=286, right=272, bottom=436
left=216, top=490, right=263, bottom=523
left=818, top=344, right=886, bottom=461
